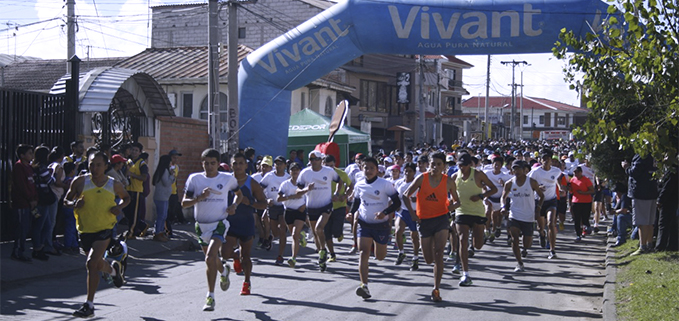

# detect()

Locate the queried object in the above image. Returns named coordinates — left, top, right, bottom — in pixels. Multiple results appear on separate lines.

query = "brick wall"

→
left=157, top=116, right=209, bottom=196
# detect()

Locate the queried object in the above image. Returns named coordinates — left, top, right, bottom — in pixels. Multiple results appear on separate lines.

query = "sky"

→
left=0, top=0, right=582, bottom=107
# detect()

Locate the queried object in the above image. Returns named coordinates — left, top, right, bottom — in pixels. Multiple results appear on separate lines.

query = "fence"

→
left=1, top=88, right=75, bottom=241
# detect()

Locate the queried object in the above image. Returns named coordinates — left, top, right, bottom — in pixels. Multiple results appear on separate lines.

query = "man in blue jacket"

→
left=622, top=154, right=658, bottom=255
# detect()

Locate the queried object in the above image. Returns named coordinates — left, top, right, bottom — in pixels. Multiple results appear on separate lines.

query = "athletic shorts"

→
left=632, top=199, right=657, bottom=226
left=195, top=220, right=229, bottom=247
left=508, top=218, right=533, bottom=237
left=396, top=209, right=417, bottom=232
left=418, top=214, right=449, bottom=238
left=357, top=219, right=390, bottom=245
left=307, top=203, right=333, bottom=222
left=285, top=209, right=307, bottom=225
left=486, top=196, right=502, bottom=212
left=227, top=211, right=256, bottom=242
left=268, top=205, right=285, bottom=221
left=80, top=229, right=113, bottom=253
left=255, top=209, right=265, bottom=217
left=538, top=198, right=558, bottom=217
left=557, top=198, right=568, bottom=214
left=324, top=207, right=346, bottom=240
left=454, top=214, right=488, bottom=228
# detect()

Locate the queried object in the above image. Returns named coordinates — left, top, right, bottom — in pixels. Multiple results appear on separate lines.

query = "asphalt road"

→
left=1, top=223, right=607, bottom=321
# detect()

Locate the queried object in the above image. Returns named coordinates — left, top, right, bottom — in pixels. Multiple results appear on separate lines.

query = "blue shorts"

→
left=324, top=207, right=346, bottom=240
left=307, top=203, right=333, bottom=221
left=396, top=209, right=417, bottom=232
left=538, top=198, right=558, bottom=217
left=357, top=219, right=390, bottom=245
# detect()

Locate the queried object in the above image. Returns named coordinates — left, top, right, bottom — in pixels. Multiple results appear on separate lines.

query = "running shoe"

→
left=103, top=273, right=113, bottom=284
left=328, top=254, right=337, bottom=262
left=451, top=263, right=461, bottom=275
left=521, top=248, right=528, bottom=258
left=395, top=253, right=406, bottom=265
left=300, top=231, right=307, bottom=247
left=431, top=289, right=442, bottom=302
left=559, top=221, right=565, bottom=231
left=288, top=257, right=296, bottom=268
left=593, top=226, right=600, bottom=234
left=203, top=297, right=215, bottom=311
left=257, top=238, right=263, bottom=248
left=494, top=229, right=502, bottom=238
left=220, top=264, right=230, bottom=291
left=319, top=249, right=328, bottom=264
left=410, top=258, right=419, bottom=271
left=488, top=233, right=495, bottom=243
left=234, top=258, right=243, bottom=275
left=240, top=281, right=251, bottom=295
left=111, top=261, right=124, bottom=288
left=539, top=234, right=546, bottom=248
left=458, top=275, right=473, bottom=287
left=356, top=283, right=371, bottom=299
left=349, top=246, right=357, bottom=254
left=468, top=246, right=475, bottom=258
left=32, top=250, right=49, bottom=261
left=548, top=250, right=557, bottom=259
left=275, top=255, right=284, bottom=266
left=73, top=303, right=94, bottom=318
left=338, top=234, right=344, bottom=242
left=319, top=261, right=327, bottom=272
left=514, top=264, right=525, bottom=272
left=545, top=240, right=550, bottom=250
left=630, top=247, right=649, bottom=256
left=266, top=235, right=273, bottom=251
left=446, top=251, right=455, bottom=262
left=575, top=236, right=582, bottom=243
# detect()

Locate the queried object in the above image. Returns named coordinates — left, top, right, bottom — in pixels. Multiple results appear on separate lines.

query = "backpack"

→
left=35, top=165, right=57, bottom=206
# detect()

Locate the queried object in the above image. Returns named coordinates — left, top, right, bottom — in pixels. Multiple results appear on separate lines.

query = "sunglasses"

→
left=310, top=157, right=321, bottom=161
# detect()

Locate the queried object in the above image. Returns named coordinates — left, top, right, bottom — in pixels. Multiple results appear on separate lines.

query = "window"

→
left=444, top=96, right=456, bottom=115
left=325, top=96, right=334, bottom=116
left=539, top=115, right=545, bottom=124
left=199, top=93, right=228, bottom=122
left=359, top=79, right=388, bottom=112
left=300, top=92, right=306, bottom=109
left=523, top=115, right=528, bottom=124
left=182, top=93, right=193, bottom=118
left=557, top=116, right=566, bottom=126
left=238, top=27, right=246, bottom=39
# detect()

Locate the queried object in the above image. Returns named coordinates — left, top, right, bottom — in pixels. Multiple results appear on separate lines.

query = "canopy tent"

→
left=288, top=109, right=370, bottom=167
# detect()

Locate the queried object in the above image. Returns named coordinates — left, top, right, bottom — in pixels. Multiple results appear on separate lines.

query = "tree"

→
left=553, top=0, right=678, bottom=178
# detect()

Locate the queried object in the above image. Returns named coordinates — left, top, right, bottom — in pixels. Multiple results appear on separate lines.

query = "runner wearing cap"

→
left=297, top=150, right=343, bottom=271
left=259, top=156, right=291, bottom=265
left=252, top=156, right=273, bottom=250
left=483, top=156, right=513, bottom=241
left=501, top=160, right=544, bottom=272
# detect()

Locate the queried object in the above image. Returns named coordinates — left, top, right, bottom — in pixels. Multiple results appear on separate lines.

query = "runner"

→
left=64, top=152, right=131, bottom=318
left=570, top=166, right=595, bottom=242
left=483, top=155, right=513, bottom=241
left=252, top=156, right=273, bottom=250
left=394, top=162, right=420, bottom=271
left=277, top=162, right=309, bottom=268
left=403, top=152, right=459, bottom=301
left=350, top=157, right=401, bottom=299
left=449, top=153, right=498, bottom=287
left=181, top=148, right=242, bottom=311
left=323, top=155, right=353, bottom=263
left=501, top=160, right=544, bottom=272
left=221, top=153, right=268, bottom=296
left=296, top=151, right=343, bottom=272
left=259, top=156, right=291, bottom=265
left=527, top=150, right=565, bottom=259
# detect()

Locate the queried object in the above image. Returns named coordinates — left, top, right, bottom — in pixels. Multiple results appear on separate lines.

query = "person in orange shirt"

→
left=403, top=152, right=457, bottom=302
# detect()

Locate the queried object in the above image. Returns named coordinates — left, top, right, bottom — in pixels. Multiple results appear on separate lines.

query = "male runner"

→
left=252, top=156, right=273, bottom=249
left=394, top=162, right=421, bottom=271
left=323, top=155, right=353, bottom=263
left=296, top=151, right=342, bottom=271
left=259, top=156, right=291, bottom=265
left=527, top=150, right=565, bottom=259
left=501, top=160, right=544, bottom=272
left=182, top=149, right=242, bottom=311
left=277, top=162, right=308, bottom=267
left=64, top=152, right=130, bottom=318
left=483, top=156, right=513, bottom=240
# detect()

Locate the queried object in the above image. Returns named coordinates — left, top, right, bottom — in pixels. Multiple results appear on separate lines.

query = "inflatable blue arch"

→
left=238, top=0, right=609, bottom=156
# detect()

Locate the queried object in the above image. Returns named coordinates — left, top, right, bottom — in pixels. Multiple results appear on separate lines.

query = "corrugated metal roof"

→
left=462, top=96, right=588, bottom=113
left=151, top=0, right=334, bottom=10
left=114, top=46, right=253, bottom=84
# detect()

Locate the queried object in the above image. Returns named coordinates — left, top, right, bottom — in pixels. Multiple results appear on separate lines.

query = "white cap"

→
left=308, top=150, right=324, bottom=159
left=384, top=156, right=393, bottom=164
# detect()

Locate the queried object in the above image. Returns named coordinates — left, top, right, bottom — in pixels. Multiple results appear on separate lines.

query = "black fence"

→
left=1, top=88, right=76, bottom=241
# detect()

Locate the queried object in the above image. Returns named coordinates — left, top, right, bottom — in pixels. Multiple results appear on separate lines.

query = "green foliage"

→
left=554, top=0, right=679, bottom=176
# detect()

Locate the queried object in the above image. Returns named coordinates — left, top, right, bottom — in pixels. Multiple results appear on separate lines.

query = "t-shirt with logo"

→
left=527, top=166, right=562, bottom=201
left=259, top=171, right=290, bottom=206
left=354, top=177, right=398, bottom=224
left=184, top=172, right=239, bottom=223
left=484, top=169, right=514, bottom=201
left=278, top=179, right=306, bottom=210
left=297, top=165, right=340, bottom=209
left=507, top=177, right=536, bottom=223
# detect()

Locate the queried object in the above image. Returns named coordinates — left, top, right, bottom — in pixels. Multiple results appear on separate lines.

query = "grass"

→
left=614, top=242, right=679, bottom=321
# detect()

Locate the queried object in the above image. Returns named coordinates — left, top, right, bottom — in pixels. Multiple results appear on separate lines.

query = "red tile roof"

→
left=462, top=96, right=587, bottom=113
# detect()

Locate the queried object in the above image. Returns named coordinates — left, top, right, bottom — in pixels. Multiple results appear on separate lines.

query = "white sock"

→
left=109, top=265, right=117, bottom=277
left=412, top=255, right=419, bottom=261
left=463, top=271, right=469, bottom=277
left=399, top=250, right=404, bottom=254
left=207, top=291, right=214, bottom=298
left=86, top=301, right=94, bottom=309
left=221, top=268, right=227, bottom=277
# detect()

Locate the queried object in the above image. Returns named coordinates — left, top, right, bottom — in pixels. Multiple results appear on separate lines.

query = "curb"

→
left=602, top=236, right=617, bottom=321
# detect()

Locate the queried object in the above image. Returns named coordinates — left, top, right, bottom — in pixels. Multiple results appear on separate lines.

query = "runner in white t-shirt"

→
left=182, top=149, right=242, bottom=311
left=259, top=156, right=291, bottom=265
left=277, top=162, right=308, bottom=268
left=251, top=156, right=273, bottom=250
left=483, top=156, right=514, bottom=241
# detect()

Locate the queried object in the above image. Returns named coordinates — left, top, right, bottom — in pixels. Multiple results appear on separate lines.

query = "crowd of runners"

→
left=9, top=138, right=677, bottom=317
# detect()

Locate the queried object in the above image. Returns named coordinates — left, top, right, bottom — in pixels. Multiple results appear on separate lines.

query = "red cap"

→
left=110, top=154, right=127, bottom=164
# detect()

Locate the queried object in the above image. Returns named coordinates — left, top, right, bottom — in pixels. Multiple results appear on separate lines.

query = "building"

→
left=462, top=96, right=589, bottom=140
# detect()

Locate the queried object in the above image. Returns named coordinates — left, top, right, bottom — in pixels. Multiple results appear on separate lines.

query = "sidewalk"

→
left=1, top=223, right=199, bottom=289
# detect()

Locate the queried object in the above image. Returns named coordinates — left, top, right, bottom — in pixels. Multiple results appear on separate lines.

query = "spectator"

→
left=610, top=183, right=633, bottom=247
left=622, top=154, right=658, bottom=256
left=107, top=155, right=129, bottom=188
left=167, top=149, right=186, bottom=235
left=64, top=140, right=85, bottom=165
left=244, top=147, right=257, bottom=175
left=152, top=155, right=175, bottom=242
left=11, top=144, right=37, bottom=262
left=61, top=161, right=80, bottom=254
left=655, top=164, right=677, bottom=251
left=123, top=142, right=149, bottom=239
left=46, top=146, right=68, bottom=254
left=32, top=146, right=56, bottom=260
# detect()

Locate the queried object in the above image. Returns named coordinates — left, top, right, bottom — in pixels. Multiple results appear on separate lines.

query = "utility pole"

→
left=418, top=55, right=426, bottom=145
left=66, top=0, right=75, bottom=74
left=207, top=0, right=220, bottom=150
left=500, top=60, right=528, bottom=140
left=484, top=55, right=490, bottom=140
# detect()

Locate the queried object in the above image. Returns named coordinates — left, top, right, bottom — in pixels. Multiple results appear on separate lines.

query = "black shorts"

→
left=557, top=198, right=568, bottom=214
left=285, top=209, right=307, bottom=226
left=79, top=229, right=113, bottom=253
left=268, top=205, right=285, bottom=221
left=508, top=218, right=533, bottom=237
left=539, top=198, right=558, bottom=217
left=454, top=214, right=488, bottom=228
left=307, top=204, right=332, bottom=222
left=418, top=214, right=449, bottom=238
left=226, top=231, right=254, bottom=243
left=255, top=209, right=265, bottom=218
left=324, top=207, right=346, bottom=240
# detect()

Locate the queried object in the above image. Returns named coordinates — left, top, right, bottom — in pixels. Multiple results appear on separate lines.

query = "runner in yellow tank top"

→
left=450, top=153, right=497, bottom=287
left=64, top=152, right=130, bottom=318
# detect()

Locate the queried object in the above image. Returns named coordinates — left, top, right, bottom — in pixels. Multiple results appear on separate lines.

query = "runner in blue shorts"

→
left=393, top=162, right=420, bottom=270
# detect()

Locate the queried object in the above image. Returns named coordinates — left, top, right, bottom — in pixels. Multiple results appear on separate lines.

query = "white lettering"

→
left=523, top=4, right=542, bottom=36
left=491, top=10, right=519, bottom=38
left=389, top=5, right=419, bottom=38
left=460, top=12, right=487, bottom=39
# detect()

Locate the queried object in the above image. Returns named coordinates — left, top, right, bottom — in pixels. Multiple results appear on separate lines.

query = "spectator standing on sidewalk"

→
left=152, top=155, right=175, bottom=242
left=47, top=146, right=68, bottom=254
left=10, top=144, right=37, bottom=262
left=622, top=154, right=659, bottom=256
left=655, top=164, right=677, bottom=251
left=32, top=146, right=57, bottom=260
